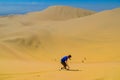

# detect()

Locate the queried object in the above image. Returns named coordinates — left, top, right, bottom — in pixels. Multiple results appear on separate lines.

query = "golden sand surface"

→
left=0, top=6, right=120, bottom=80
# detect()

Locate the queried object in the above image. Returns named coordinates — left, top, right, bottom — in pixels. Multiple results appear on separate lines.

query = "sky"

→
left=0, top=0, right=120, bottom=16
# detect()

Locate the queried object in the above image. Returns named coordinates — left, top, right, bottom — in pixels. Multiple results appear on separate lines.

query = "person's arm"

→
left=65, top=61, right=70, bottom=69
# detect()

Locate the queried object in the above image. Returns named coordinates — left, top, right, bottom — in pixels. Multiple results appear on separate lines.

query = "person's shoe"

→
left=66, top=68, right=69, bottom=70
left=61, top=67, right=63, bottom=70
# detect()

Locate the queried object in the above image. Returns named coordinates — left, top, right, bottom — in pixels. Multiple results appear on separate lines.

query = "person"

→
left=60, top=55, right=72, bottom=70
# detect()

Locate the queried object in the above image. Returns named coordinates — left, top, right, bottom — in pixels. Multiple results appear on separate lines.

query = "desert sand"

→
left=0, top=6, right=120, bottom=80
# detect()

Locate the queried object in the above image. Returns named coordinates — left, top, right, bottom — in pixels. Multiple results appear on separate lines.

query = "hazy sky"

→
left=0, top=0, right=120, bottom=15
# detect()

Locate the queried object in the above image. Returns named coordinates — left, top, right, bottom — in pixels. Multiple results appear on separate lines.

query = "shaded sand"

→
left=0, top=6, right=120, bottom=80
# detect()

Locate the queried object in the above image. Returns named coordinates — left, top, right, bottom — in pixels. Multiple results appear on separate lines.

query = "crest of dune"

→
left=25, top=6, right=96, bottom=20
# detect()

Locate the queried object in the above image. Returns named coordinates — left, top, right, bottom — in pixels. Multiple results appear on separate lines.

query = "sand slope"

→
left=0, top=7, right=120, bottom=80
left=0, top=60, right=120, bottom=80
left=0, top=7, right=119, bottom=62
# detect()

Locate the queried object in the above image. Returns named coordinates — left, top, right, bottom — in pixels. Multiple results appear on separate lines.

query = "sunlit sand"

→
left=0, top=6, right=120, bottom=80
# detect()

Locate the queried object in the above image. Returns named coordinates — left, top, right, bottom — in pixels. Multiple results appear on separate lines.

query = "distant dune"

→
left=16, top=6, right=96, bottom=21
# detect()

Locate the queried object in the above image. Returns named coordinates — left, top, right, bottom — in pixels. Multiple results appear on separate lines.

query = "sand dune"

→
left=52, top=8, right=120, bottom=41
left=0, top=6, right=120, bottom=80
left=0, top=6, right=95, bottom=23
left=0, top=7, right=120, bottom=62
left=26, top=6, right=96, bottom=20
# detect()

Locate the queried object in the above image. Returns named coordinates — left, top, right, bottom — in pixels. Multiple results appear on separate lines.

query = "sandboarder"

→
left=60, top=55, right=72, bottom=70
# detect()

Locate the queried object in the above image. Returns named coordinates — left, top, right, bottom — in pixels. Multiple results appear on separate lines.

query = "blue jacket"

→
left=61, top=56, right=68, bottom=62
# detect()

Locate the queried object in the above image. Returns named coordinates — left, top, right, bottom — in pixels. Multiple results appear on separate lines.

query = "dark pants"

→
left=61, top=62, right=67, bottom=69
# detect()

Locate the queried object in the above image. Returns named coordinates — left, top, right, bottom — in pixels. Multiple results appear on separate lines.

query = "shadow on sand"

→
left=67, top=69, right=82, bottom=71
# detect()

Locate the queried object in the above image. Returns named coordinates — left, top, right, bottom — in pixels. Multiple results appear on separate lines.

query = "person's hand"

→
left=67, top=65, right=70, bottom=69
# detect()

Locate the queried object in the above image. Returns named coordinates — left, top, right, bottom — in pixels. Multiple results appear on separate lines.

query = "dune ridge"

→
left=2, top=6, right=96, bottom=21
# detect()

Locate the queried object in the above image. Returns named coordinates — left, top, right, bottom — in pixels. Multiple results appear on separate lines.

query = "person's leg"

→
left=61, top=62, right=67, bottom=69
